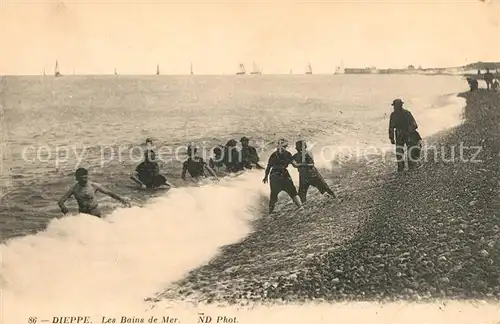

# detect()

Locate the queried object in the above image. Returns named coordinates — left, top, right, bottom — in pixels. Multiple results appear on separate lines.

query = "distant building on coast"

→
left=344, top=67, right=378, bottom=74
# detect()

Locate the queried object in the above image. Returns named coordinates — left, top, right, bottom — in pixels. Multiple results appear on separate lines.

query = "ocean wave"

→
left=1, top=170, right=264, bottom=319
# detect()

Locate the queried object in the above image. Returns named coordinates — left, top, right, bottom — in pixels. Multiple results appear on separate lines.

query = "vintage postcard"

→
left=1, top=1, right=500, bottom=323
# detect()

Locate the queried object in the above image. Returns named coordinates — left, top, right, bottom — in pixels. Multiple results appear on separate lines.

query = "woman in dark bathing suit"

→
left=181, top=145, right=218, bottom=182
left=130, top=150, right=171, bottom=189
left=292, top=140, right=336, bottom=203
left=262, top=139, right=303, bottom=214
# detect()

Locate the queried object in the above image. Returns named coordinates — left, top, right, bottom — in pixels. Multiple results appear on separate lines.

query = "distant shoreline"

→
left=4, top=61, right=499, bottom=77
left=5, top=62, right=500, bottom=78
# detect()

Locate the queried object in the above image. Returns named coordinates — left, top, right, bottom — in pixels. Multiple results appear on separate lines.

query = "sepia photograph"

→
left=1, top=1, right=500, bottom=323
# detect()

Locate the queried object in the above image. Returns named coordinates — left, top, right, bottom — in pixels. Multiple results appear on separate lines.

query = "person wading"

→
left=224, top=139, right=244, bottom=173
left=388, top=99, right=422, bottom=172
left=208, top=145, right=226, bottom=173
left=293, top=140, right=337, bottom=203
left=240, top=136, right=264, bottom=170
left=262, top=139, right=302, bottom=214
left=58, top=168, right=131, bottom=217
left=130, top=150, right=171, bottom=189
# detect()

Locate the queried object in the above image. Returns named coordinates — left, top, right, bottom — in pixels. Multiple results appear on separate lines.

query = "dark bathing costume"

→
left=241, top=144, right=260, bottom=169
left=209, top=146, right=225, bottom=169
left=292, top=150, right=330, bottom=198
left=135, top=161, right=167, bottom=188
left=134, top=149, right=168, bottom=188
left=224, top=142, right=244, bottom=173
left=267, top=149, right=298, bottom=198
left=183, top=156, right=207, bottom=178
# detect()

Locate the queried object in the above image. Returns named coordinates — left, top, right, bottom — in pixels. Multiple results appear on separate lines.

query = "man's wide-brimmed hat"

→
left=391, top=98, right=404, bottom=106
left=240, top=136, right=249, bottom=142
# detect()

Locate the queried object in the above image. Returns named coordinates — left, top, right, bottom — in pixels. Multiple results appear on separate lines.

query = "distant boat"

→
left=156, top=64, right=160, bottom=75
left=250, top=62, right=262, bottom=74
left=290, top=69, right=293, bottom=74
left=305, top=63, right=312, bottom=74
left=43, top=68, right=46, bottom=76
left=55, top=60, right=62, bottom=77
left=190, top=62, right=194, bottom=75
left=114, top=68, right=118, bottom=75
left=236, top=63, right=246, bottom=75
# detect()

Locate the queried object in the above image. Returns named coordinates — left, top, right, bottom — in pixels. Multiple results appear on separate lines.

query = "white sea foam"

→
left=1, top=170, right=267, bottom=321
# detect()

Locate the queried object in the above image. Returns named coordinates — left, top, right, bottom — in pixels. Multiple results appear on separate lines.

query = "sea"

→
left=0, top=74, right=469, bottom=322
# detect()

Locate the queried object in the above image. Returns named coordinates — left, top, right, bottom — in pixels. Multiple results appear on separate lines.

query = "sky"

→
left=0, top=0, right=499, bottom=75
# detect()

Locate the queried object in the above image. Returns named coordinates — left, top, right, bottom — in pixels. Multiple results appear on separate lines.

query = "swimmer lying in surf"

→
left=58, top=168, right=131, bottom=217
left=182, top=145, right=218, bottom=182
left=130, top=150, right=172, bottom=189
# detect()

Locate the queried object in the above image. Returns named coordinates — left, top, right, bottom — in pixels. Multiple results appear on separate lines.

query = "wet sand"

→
left=152, top=90, right=500, bottom=305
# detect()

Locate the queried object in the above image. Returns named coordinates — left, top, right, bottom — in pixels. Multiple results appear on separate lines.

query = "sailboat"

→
left=289, top=69, right=293, bottom=74
left=236, top=63, right=246, bottom=75
left=114, top=68, right=118, bottom=75
left=305, top=63, right=312, bottom=74
left=190, top=62, right=194, bottom=75
left=250, top=62, right=262, bottom=74
left=54, top=60, right=62, bottom=77
left=43, top=67, right=46, bottom=76
left=156, top=64, right=160, bottom=75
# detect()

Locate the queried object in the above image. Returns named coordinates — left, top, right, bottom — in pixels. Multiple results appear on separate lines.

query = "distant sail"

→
left=156, top=64, right=160, bottom=75
left=54, top=60, right=61, bottom=77
left=190, top=62, right=194, bottom=75
left=250, top=62, right=262, bottom=74
left=114, top=68, right=118, bottom=75
left=43, top=67, right=46, bottom=76
left=236, top=63, right=246, bottom=75
left=290, top=69, right=293, bottom=74
left=305, top=63, right=312, bottom=74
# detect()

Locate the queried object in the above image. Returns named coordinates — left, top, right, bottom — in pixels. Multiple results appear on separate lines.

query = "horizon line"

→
left=0, top=73, right=471, bottom=77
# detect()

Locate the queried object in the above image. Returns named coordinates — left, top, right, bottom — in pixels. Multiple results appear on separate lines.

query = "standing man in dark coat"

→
left=388, top=99, right=422, bottom=172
